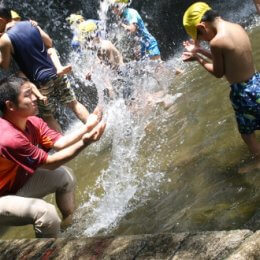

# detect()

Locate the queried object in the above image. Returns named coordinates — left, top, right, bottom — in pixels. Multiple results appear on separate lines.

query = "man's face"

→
left=15, top=82, right=38, bottom=117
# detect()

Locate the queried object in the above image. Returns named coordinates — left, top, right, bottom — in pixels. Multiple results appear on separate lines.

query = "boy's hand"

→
left=39, top=95, right=48, bottom=104
left=30, top=20, right=38, bottom=27
left=183, top=40, right=200, bottom=53
left=181, top=52, right=197, bottom=62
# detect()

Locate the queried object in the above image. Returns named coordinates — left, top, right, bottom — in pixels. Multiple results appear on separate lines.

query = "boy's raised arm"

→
left=0, top=35, right=12, bottom=69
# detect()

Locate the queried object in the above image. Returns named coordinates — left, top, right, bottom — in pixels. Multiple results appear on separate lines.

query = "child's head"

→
left=78, top=20, right=100, bottom=47
left=183, top=2, right=219, bottom=41
left=111, top=0, right=130, bottom=15
left=66, top=14, right=84, bottom=26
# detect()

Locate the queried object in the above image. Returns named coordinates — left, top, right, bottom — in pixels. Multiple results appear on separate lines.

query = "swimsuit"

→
left=230, top=73, right=260, bottom=134
left=122, top=8, right=160, bottom=58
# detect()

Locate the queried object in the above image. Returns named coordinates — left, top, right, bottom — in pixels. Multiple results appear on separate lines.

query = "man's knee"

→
left=33, top=200, right=61, bottom=238
left=57, top=166, right=76, bottom=193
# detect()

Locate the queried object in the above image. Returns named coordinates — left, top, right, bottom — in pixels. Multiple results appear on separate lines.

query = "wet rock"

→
left=0, top=230, right=259, bottom=259
left=227, top=231, right=260, bottom=260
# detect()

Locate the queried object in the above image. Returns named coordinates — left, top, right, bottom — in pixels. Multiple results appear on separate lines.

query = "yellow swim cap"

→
left=78, top=20, right=98, bottom=42
left=66, top=14, right=84, bottom=24
left=183, top=2, right=211, bottom=40
left=11, top=10, right=21, bottom=20
left=78, top=20, right=97, bottom=34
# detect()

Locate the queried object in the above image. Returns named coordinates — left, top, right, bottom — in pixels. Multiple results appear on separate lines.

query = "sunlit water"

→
left=0, top=4, right=260, bottom=239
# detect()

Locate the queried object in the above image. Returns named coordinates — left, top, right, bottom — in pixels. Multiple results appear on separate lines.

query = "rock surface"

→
left=0, top=230, right=259, bottom=259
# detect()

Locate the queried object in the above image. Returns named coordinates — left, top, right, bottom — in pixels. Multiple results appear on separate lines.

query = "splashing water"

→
left=1, top=0, right=259, bottom=239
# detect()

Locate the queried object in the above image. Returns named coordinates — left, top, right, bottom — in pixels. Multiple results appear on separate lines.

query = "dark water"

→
left=0, top=1, right=259, bottom=239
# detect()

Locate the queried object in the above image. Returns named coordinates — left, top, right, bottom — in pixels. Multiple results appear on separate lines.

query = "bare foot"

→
left=61, top=215, right=73, bottom=231
left=238, top=159, right=260, bottom=174
left=57, top=65, right=72, bottom=76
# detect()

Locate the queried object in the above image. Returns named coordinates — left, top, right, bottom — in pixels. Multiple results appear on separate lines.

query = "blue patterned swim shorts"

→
left=230, top=73, right=260, bottom=135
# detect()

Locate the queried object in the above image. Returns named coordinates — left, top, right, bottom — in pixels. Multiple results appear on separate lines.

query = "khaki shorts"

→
left=38, top=75, right=76, bottom=117
left=0, top=166, right=75, bottom=238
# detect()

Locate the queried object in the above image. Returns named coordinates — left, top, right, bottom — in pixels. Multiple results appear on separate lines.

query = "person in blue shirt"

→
left=111, top=0, right=161, bottom=60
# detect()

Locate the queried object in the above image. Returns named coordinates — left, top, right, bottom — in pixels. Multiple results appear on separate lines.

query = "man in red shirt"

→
left=0, top=76, right=106, bottom=237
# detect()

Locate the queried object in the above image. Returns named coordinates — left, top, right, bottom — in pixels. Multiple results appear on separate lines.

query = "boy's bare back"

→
left=211, top=20, right=255, bottom=84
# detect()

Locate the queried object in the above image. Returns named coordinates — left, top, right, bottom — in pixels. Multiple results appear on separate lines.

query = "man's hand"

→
left=82, top=121, right=106, bottom=144
left=85, top=106, right=103, bottom=132
left=181, top=52, right=197, bottom=62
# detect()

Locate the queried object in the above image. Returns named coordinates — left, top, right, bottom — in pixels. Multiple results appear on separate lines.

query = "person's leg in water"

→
left=47, top=48, right=72, bottom=76
left=230, top=74, right=260, bottom=173
left=239, top=133, right=260, bottom=173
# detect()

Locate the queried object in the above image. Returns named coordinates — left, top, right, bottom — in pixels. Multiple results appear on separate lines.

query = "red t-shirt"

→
left=0, top=116, right=62, bottom=196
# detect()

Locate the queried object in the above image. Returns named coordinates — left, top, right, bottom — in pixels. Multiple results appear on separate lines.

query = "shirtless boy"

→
left=67, top=15, right=123, bottom=70
left=182, top=2, right=260, bottom=170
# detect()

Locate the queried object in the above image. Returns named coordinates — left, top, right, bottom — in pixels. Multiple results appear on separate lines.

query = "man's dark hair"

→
left=201, top=10, right=219, bottom=23
left=0, top=5, right=11, bottom=20
left=0, top=76, right=26, bottom=113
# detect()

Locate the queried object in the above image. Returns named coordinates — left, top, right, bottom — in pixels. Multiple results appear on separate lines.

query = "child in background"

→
left=111, top=0, right=161, bottom=60
left=8, top=10, right=73, bottom=104
left=10, top=10, right=72, bottom=77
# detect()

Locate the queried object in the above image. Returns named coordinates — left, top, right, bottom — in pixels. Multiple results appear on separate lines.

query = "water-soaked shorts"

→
left=141, top=38, right=161, bottom=58
left=230, top=73, right=260, bottom=135
left=38, top=75, right=76, bottom=117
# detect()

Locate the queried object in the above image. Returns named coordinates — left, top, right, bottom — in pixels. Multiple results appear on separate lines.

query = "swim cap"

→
left=78, top=20, right=97, bottom=34
left=78, top=20, right=98, bottom=42
left=11, top=10, right=21, bottom=20
left=183, top=2, right=211, bottom=40
left=66, top=14, right=84, bottom=24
